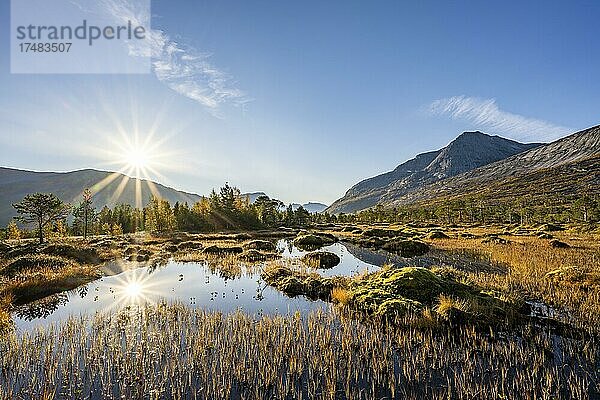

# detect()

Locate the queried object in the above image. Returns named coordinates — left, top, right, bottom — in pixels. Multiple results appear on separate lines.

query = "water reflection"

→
left=12, top=238, right=502, bottom=331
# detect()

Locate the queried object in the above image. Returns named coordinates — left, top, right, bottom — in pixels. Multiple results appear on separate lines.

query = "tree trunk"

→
left=38, top=217, right=44, bottom=244
left=84, top=207, right=88, bottom=240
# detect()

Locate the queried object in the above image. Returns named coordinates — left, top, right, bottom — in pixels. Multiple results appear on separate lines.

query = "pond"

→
left=13, top=238, right=499, bottom=331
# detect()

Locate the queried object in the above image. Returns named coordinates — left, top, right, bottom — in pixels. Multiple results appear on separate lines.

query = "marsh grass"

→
left=0, top=303, right=597, bottom=399
left=432, top=231, right=600, bottom=332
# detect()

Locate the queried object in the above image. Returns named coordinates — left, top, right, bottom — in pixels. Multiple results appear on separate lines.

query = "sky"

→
left=0, top=0, right=599, bottom=205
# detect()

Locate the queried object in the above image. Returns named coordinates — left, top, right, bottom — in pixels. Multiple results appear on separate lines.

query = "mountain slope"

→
left=386, top=124, right=600, bottom=206
left=290, top=202, right=328, bottom=213
left=0, top=168, right=202, bottom=226
left=327, top=131, right=541, bottom=214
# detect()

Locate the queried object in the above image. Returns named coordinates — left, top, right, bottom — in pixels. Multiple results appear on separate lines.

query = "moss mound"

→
left=427, top=231, right=449, bottom=239
left=382, top=239, right=429, bottom=257
left=293, top=233, right=336, bottom=250
left=539, top=223, right=565, bottom=232
left=41, top=244, right=99, bottom=264
left=202, top=245, right=243, bottom=255
left=262, top=265, right=347, bottom=301
left=242, top=240, right=276, bottom=252
left=301, top=251, right=341, bottom=269
left=361, top=228, right=402, bottom=238
left=346, top=266, right=523, bottom=323
left=549, top=239, right=570, bottom=248
left=177, top=241, right=204, bottom=251
left=1, top=255, right=77, bottom=278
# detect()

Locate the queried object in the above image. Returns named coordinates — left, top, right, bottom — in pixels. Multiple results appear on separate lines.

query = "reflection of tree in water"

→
left=15, top=293, right=69, bottom=320
left=77, top=285, right=89, bottom=299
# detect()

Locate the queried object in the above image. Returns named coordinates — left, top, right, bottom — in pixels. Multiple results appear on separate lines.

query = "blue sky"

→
left=1, top=0, right=599, bottom=204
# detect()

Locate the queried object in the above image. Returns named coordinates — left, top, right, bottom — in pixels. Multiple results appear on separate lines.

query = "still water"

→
left=13, top=239, right=495, bottom=331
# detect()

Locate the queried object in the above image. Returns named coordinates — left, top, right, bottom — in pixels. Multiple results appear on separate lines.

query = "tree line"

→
left=2, top=184, right=316, bottom=243
left=325, top=194, right=600, bottom=226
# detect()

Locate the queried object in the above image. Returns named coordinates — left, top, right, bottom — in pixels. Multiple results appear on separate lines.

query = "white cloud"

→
left=100, top=0, right=249, bottom=117
left=428, top=96, right=572, bottom=142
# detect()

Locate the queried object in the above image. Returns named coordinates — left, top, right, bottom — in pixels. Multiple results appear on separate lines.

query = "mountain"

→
left=327, top=131, right=541, bottom=214
left=385, top=124, right=600, bottom=207
left=291, top=202, right=328, bottom=213
left=0, top=168, right=202, bottom=226
left=241, top=192, right=268, bottom=204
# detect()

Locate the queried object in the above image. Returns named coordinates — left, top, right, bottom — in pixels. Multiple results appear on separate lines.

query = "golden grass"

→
left=331, top=287, right=352, bottom=305
left=431, top=230, right=600, bottom=331
left=0, top=303, right=597, bottom=399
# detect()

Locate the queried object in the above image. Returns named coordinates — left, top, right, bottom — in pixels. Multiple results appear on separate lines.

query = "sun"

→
left=123, top=281, right=143, bottom=300
left=125, top=148, right=150, bottom=170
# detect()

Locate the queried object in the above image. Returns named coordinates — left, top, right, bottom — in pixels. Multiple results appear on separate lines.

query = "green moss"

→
left=345, top=266, right=522, bottom=324
left=262, top=265, right=347, bottom=301
left=376, top=298, right=422, bottom=316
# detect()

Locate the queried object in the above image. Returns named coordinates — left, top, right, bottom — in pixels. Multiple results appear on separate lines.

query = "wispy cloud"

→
left=428, top=96, right=571, bottom=142
left=100, top=0, right=249, bottom=117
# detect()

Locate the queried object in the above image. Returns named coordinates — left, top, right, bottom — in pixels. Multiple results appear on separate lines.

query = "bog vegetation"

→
left=0, top=185, right=599, bottom=399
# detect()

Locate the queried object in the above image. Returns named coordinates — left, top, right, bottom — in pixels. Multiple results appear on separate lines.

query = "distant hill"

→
left=327, top=131, right=541, bottom=214
left=241, top=192, right=268, bottom=204
left=0, top=168, right=202, bottom=226
left=291, top=202, right=328, bottom=213
left=386, top=124, right=600, bottom=207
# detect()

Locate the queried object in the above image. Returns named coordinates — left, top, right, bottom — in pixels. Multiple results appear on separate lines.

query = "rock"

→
left=242, top=240, right=276, bottom=252
left=382, top=239, right=429, bottom=257
left=549, top=239, right=570, bottom=248
left=301, top=251, right=341, bottom=269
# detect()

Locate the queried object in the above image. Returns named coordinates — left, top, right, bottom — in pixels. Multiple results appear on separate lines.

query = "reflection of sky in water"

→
left=13, top=239, right=496, bottom=331
left=14, top=259, right=328, bottom=332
